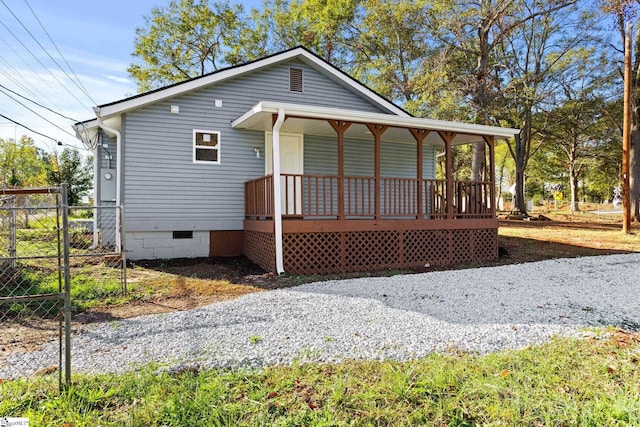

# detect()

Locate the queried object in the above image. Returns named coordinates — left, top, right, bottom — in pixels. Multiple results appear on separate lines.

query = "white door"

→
left=265, top=133, right=303, bottom=215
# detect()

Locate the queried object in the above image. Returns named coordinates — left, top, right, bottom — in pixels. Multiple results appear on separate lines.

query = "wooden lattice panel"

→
left=251, top=227, right=498, bottom=275
left=344, top=230, right=400, bottom=271
left=402, top=229, right=451, bottom=266
left=243, top=231, right=276, bottom=273
left=450, top=229, right=473, bottom=263
left=283, top=232, right=342, bottom=274
left=472, top=228, right=497, bottom=261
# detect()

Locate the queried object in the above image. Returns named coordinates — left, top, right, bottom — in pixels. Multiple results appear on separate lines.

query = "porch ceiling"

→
left=232, top=101, right=520, bottom=146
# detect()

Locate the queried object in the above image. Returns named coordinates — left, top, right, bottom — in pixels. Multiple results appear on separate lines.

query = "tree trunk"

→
left=569, top=164, right=579, bottom=212
left=471, top=0, right=491, bottom=182
left=513, top=133, right=527, bottom=214
left=471, top=143, right=486, bottom=182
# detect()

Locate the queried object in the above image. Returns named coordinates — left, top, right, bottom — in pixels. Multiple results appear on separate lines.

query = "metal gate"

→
left=0, top=186, right=71, bottom=388
left=0, top=186, right=125, bottom=389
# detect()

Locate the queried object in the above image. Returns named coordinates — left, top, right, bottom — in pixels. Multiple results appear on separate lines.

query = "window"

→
left=289, top=67, right=303, bottom=93
left=193, top=130, right=220, bottom=163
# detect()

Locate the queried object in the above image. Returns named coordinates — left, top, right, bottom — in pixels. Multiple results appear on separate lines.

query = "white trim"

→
left=192, top=129, right=221, bottom=164
left=233, top=101, right=520, bottom=139
left=92, top=48, right=408, bottom=120
left=272, top=109, right=286, bottom=274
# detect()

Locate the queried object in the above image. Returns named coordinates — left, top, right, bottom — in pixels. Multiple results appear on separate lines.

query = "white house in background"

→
left=75, top=46, right=518, bottom=274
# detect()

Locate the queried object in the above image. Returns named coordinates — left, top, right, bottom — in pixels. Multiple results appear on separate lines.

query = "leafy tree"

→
left=600, top=0, right=640, bottom=220
left=0, top=136, right=47, bottom=187
left=541, top=99, right=607, bottom=211
left=345, top=0, right=436, bottom=106
left=537, top=43, right=616, bottom=211
left=128, top=0, right=250, bottom=91
left=46, top=148, right=93, bottom=207
left=437, top=0, right=587, bottom=214
left=252, top=0, right=358, bottom=65
left=499, top=0, right=596, bottom=213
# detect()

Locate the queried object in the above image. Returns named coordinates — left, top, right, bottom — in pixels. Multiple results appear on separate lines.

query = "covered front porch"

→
left=234, top=102, right=519, bottom=274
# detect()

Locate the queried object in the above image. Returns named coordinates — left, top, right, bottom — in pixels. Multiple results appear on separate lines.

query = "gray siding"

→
left=122, top=59, right=398, bottom=231
left=305, top=135, right=436, bottom=178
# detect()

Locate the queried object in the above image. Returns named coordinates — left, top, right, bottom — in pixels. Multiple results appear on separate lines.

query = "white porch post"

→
left=272, top=108, right=286, bottom=274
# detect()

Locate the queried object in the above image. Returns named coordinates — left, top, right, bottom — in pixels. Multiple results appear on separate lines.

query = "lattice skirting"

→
left=282, top=228, right=497, bottom=274
left=243, top=231, right=276, bottom=273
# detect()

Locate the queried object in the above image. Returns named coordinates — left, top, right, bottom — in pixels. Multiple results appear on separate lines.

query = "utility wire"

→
left=0, top=14, right=93, bottom=111
left=0, top=33, right=66, bottom=110
left=1, top=0, right=96, bottom=106
left=0, top=112, right=60, bottom=143
left=0, top=63, right=42, bottom=103
left=0, top=83, right=80, bottom=123
left=23, top=0, right=96, bottom=104
left=0, top=86, right=77, bottom=138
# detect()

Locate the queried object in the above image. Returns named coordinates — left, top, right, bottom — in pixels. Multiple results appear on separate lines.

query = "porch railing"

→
left=244, top=174, right=494, bottom=220
left=244, top=175, right=274, bottom=218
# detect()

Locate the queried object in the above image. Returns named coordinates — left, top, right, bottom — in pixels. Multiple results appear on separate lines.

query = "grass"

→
left=3, top=213, right=640, bottom=424
left=2, top=332, right=640, bottom=425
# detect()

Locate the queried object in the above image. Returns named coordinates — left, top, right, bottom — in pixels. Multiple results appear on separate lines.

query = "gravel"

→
left=3, top=253, right=640, bottom=379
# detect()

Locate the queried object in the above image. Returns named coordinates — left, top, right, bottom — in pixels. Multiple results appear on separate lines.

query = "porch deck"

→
left=243, top=174, right=498, bottom=274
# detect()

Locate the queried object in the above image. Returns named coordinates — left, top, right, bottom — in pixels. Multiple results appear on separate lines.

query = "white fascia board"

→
left=233, top=101, right=520, bottom=139
left=95, top=48, right=407, bottom=119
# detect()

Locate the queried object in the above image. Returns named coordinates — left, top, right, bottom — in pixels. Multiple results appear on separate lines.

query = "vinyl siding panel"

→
left=123, top=59, right=391, bottom=231
left=305, top=136, right=436, bottom=178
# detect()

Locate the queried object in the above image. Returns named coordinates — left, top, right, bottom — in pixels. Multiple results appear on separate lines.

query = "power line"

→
left=0, top=10, right=93, bottom=112
left=0, top=33, right=66, bottom=110
left=0, top=0, right=96, bottom=106
left=0, top=112, right=60, bottom=144
left=0, top=83, right=80, bottom=122
left=23, top=0, right=96, bottom=105
left=0, top=86, right=77, bottom=138
left=0, top=62, right=42, bottom=102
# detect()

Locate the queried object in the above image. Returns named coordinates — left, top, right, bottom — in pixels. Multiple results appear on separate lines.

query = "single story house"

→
left=75, top=46, right=519, bottom=274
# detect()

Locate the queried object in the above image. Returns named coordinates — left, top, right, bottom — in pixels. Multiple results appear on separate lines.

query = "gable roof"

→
left=92, top=46, right=410, bottom=120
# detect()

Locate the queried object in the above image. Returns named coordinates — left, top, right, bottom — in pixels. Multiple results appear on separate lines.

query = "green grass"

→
left=1, top=262, right=127, bottom=317
left=2, top=333, right=640, bottom=426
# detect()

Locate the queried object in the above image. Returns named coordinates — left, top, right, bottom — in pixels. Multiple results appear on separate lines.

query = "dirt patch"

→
left=1, top=318, right=59, bottom=358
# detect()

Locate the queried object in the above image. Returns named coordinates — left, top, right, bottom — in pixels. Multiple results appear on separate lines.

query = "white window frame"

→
left=193, top=129, right=221, bottom=164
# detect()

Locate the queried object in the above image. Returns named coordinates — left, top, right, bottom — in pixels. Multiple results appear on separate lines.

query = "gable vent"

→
left=289, top=67, right=303, bottom=93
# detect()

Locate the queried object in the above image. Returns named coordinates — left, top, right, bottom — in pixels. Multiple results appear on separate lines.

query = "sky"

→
left=0, top=0, right=261, bottom=153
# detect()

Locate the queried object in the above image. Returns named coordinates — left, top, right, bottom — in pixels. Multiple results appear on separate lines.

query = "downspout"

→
left=92, top=136, right=99, bottom=248
left=272, top=108, right=286, bottom=274
left=94, top=108, right=122, bottom=253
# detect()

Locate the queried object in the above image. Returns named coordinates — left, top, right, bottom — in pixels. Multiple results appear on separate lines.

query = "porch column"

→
left=366, top=124, right=388, bottom=220
left=410, top=128, right=430, bottom=219
left=272, top=109, right=286, bottom=274
left=484, top=135, right=496, bottom=215
left=438, top=131, right=456, bottom=219
left=328, top=120, right=352, bottom=220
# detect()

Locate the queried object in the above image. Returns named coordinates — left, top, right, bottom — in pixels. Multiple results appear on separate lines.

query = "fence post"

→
left=119, top=204, right=127, bottom=295
left=60, top=184, right=72, bottom=388
left=9, top=196, right=16, bottom=268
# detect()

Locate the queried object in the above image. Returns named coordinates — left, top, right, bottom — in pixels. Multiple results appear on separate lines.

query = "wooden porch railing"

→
left=244, top=174, right=494, bottom=220
left=244, top=175, right=273, bottom=218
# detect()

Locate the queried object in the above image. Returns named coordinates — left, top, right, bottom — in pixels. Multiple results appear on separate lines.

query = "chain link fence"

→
left=0, top=187, right=125, bottom=388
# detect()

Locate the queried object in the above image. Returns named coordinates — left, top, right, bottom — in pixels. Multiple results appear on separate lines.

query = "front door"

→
left=265, top=133, right=303, bottom=215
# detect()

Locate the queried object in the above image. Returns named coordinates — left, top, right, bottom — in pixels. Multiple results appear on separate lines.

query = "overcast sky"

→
left=0, top=0, right=260, bottom=152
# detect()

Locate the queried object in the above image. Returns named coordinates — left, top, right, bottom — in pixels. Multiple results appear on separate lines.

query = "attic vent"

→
left=289, top=67, right=303, bottom=93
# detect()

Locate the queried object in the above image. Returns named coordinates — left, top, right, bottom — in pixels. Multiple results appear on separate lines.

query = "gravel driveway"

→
left=3, top=253, right=639, bottom=378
